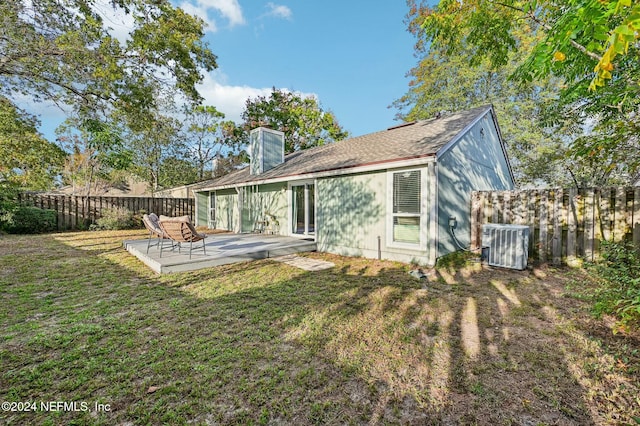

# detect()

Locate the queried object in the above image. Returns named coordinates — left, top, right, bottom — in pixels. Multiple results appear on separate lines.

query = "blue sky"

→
left=26, top=1, right=419, bottom=140
left=182, top=0, right=418, bottom=137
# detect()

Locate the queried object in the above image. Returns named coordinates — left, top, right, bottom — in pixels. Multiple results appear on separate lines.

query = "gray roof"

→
left=197, top=105, right=494, bottom=190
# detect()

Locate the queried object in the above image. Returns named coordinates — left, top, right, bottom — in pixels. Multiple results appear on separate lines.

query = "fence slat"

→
left=503, top=191, right=512, bottom=224
left=584, top=189, right=595, bottom=262
left=634, top=188, right=640, bottom=248
left=552, top=189, right=563, bottom=265
left=614, top=187, right=626, bottom=242
left=539, top=191, right=548, bottom=262
left=470, top=192, right=480, bottom=250
left=599, top=188, right=611, bottom=242
left=514, top=190, right=526, bottom=225
left=567, top=188, right=578, bottom=266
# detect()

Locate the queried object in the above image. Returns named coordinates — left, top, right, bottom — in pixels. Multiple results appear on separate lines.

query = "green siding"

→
left=259, top=183, right=288, bottom=235
left=317, top=171, right=433, bottom=264
left=215, top=189, right=238, bottom=232
left=195, top=192, right=209, bottom=227
left=317, top=172, right=385, bottom=256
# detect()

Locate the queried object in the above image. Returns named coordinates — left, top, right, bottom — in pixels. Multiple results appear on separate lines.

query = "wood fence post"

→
left=584, top=189, right=595, bottom=262
left=514, top=190, right=525, bottom=225
left=634, top=188, right=640, bottom=249
left=539, top=190, right=548, bottom=262
left=503, top=191, right=512, bottom=224
left=567, top=188, right=578, bottom=266
left=54, top=197, right=60, bottom=231
left=470, top=192, right=480, bottom=250
left=71, top=196, right=76, bottom=230
left=614, top=187, right=626, bottom=242
left=599, top=188, right=612, bottom=242
left=552, top=189, right=563, bottom=265
left=491, top=192, right=499, bottom=223
left=526, top=190, right=535, bottom=257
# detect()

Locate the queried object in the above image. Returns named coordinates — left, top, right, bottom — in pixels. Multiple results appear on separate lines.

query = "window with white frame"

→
left=392, top=170, right=421, bottom=244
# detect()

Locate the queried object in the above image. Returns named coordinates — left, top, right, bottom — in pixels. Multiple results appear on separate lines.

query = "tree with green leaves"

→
left=408, top=0, right=640, bottom=186
left=241, top=88, right=349, bottom=153
left=394, top=17, right=568, bottom=186
left=0, top=97, right=65, bottom=190
left=158, top=156, right=199, bottom=188
left=183, top=105, right=232, bottom=180
left=57, top=117, right=133, bottom=196
left=0, top=0, right=217, bottom=121
left=125, top=110, right=187, bottom=192
left=417, top=0, right=639, bottom=90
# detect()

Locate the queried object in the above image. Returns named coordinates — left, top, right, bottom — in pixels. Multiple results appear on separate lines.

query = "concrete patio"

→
left=123, top=233, right=317, bottom=273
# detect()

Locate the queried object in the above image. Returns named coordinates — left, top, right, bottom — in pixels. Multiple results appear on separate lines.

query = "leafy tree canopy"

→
left=419, top=0, right=639, bottom=90
left=124, top=109, right=185, bottom=191
left=183, top=105, right=231, bottom=180
left=0, top=96, right=65, bottom=190
left=394, top=29, right=568, bottom=186
left=241, top=88, right=349, bottom=153
left=409, top=0, right=640, bottom=186
left=0, top=0, right=217, bottom=119
left=57, top=116, right=133, bottom=195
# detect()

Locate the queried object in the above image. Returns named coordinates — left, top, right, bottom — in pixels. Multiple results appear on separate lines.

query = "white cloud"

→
left=205, top=0, right=245, bottom=26
left=197, top=72, right=315, bottom=123
left=196, top=74, right=271, bottom=122
left=264, top=3, right=292, bottom=20
left=179, top=2, right=218, bottom=33
left=179, top=0, right=245, bottom=32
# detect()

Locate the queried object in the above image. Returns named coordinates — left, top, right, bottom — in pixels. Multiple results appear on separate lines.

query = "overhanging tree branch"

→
left=489, top=0, right=603, bottom=62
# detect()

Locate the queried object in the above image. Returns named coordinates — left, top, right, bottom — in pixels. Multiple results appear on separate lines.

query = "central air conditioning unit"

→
left=481, top=224, right=529, bottom=270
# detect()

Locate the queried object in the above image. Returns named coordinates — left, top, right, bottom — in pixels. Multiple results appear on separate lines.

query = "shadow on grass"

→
left=1, top=233, right=638, bottom=425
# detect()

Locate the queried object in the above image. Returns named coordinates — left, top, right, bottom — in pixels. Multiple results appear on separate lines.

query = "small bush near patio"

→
left=0, top=205, right=57, bottom=234
left=91, top=206, right=138, bottom=230
left=1, top=231, right=639, bottom=425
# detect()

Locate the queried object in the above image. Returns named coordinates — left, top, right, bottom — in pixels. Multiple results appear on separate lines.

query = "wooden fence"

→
left=470, top=187, right=640, bottom=265
left=18, top=193, right=194, bottom=231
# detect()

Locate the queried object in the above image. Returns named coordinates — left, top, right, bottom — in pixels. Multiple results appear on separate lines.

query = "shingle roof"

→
left=197, top=105, right=493, bottom=190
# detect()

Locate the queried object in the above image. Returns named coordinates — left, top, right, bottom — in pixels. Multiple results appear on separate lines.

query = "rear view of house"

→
left=193, top=105, right=514, bottom=265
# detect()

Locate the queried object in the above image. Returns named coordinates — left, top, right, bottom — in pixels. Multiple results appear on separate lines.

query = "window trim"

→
left=386, top=167, right=428, bottom=249
left=208, top=191, right=216, bottom=228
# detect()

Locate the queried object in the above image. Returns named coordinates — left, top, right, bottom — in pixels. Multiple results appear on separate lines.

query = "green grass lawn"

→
left=1, top=230, right=639, bottom=425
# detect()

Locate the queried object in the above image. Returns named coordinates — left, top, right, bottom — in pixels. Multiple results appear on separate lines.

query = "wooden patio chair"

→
left=158, top=215, right=207, bottom=259
left=142, top=213, right=175, bottom=253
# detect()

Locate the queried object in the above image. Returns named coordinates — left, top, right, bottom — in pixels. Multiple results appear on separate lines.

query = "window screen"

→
left=393, top=171, right=421, bottom=214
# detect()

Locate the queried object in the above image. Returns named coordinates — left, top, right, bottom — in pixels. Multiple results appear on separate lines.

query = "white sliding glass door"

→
left=291, top=182, right=315, bottom=236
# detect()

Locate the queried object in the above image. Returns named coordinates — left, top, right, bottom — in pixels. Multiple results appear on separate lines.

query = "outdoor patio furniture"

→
left=158, top=215, right=207, bottom=259
left=142, top=213, right=174, bottom=253
left=253, top=213, right=279, bottom=235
